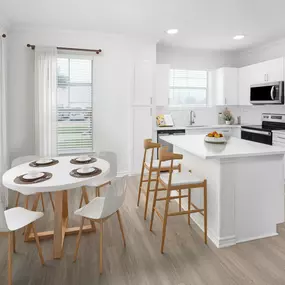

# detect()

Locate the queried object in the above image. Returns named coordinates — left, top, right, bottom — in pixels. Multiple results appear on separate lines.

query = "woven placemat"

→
left=14, top=172, right=53, bottom=185
left=70, top=157, right=97, bottom=165
left=29, top=159, right=59, bottom=167
left=70, top=167, right=102, bottom=178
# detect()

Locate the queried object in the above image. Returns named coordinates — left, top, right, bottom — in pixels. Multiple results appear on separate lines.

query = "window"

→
left=169, top=69, right=208, bottom=106
left=57, top=56, right=93, bottom=155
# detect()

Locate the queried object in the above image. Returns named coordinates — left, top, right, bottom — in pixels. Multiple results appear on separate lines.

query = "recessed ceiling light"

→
left=166, top=29, right=179, bottom=35
left=233, top=35, right=245, bottom=40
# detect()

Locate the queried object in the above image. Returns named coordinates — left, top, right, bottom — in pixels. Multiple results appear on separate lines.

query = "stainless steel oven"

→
left=250, top=81, right=284, bottom=105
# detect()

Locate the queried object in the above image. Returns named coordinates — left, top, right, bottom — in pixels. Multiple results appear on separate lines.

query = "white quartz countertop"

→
left=161, top=135, right=285, bottom=159
left=155, top=125, right=241, bottom=131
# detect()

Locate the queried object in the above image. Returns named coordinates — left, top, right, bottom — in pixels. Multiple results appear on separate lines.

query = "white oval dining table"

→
left=2, top=156, right=110, bottom=259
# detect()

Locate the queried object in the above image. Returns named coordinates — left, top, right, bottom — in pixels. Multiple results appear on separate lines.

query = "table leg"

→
left=24, top=193, right=41, bottom=242
left=53, top=191, right=66, bottom=259
left=81, top=186, right=96, bottom=232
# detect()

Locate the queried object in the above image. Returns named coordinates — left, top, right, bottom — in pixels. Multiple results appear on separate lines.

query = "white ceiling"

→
left=1, top=0, right=285, bottom=50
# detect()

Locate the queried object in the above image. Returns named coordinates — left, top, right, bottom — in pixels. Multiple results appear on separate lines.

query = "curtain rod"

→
left=2, top=34, right=6, bottom=38
left=27, top=44, right=102, bottom=54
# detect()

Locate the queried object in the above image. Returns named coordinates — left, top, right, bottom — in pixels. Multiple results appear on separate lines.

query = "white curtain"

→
left=34, top=47, right=58, bottom=157
left=0, top=34, right=8, bottom=211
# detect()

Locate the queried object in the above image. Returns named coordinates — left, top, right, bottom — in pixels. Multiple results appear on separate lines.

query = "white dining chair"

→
left=12, top=155, right=55, bottom=211
left=0, top=194, right=44, bottom=285
left=79, top=151, right=117, bottom=207
left=74, top=175, right=127, bottom=274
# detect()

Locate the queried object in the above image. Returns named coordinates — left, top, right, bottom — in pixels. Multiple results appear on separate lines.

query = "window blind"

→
left=169, top=69, right=208, bottom=106
left=57, top=57, right=93, bottom=155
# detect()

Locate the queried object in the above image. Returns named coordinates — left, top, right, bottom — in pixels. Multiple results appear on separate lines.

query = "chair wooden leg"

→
left=32, top=223, right=44, bottom=265
left=137, top=163, right=145, bottom=207
left=40, top=193, right=45, bottom=212
left=12, top=231, right=16, bottom=253
left=15, top=192, right=20, bottom=207
left=143, top=169, right=152, bottom=220
left=100, top=220, right=103, bottom=274
left=178, top=189, right=182, bottom=212
left=73, top=217, right=85, bottom=262
left=97, top=187, right=101, bottom=197
left=48, top=193, right=55, bottom=212
left=188, top=189, right=191, bottom=226
left=79, top=193, right=84, bottom=208
left=204, top=181, right=208, bottom=244
left=116, top=210, right=126, bottom=247
left=24, top=196, right=29, bottom=209
left=161, top=190, right=171, bottom=254
left=8, top=232, right=13, bottom=285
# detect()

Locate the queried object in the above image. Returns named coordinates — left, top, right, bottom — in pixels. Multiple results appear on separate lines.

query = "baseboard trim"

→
left=236, top=232, right=278, bottom=244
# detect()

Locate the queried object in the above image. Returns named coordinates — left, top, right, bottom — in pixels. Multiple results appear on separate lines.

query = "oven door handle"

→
left=241, top=128, right=271, bottom=136
left=270, top=86, right=275, bottom=100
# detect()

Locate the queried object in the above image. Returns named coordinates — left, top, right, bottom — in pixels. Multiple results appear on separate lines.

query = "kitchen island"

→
left=162, top=135, right=285, bottom=248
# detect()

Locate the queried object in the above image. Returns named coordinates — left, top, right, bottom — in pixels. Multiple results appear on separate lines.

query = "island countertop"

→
left=161, top=135, right=285, bottom=159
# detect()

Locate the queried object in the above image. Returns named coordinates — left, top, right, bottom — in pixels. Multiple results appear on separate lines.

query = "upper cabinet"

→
left=238, top=57, right=284, bottom=105
left=155, top=64, right=170, bottom=106
left=238, top=65, right=253, bottom=105
left=250, top=58, right=284, bottom=84
left=212, top=67, right=238, bottom=106
left=133, top=61, right=154, bottom=106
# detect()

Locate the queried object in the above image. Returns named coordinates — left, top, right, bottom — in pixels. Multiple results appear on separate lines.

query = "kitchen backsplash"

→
left=156, top=105, right=285, bottom=126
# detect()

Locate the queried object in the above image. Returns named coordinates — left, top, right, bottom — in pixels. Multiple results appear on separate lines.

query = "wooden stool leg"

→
left=178, top=189, right=182, bottom=212
left=143, top=169, right=152, bottom=220
left=15, top=192, right=20, bottom=207
left=8, top=232, right=13, bottom=285
left=32, top=223, right=44, bottom=265
left=97, top=187, right=101, bottom=197
left=161, top=190, right=171, bottom=254
left=116, top=210, right=126, bottom=247
left=100, top=220, right=103, bottom=274
left=137, top=160, right=145, bottom=206
left=73, top=217, right=85, bottom=262
left=81, top=187, right=96, bottom=231
left=188, top=189, right=191, bottom=226
left=40, top=193, right=45, bottom=212
left=150, top=176, right=160, bottom=231
left=49, top=193, right=55, bottom=212
left=204, top=181, right=208, bottom=244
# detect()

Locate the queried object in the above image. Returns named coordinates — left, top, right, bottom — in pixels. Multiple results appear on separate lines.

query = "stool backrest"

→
left=143, top=139, right=161, bottom=169
left=100, top=175, right=128, bottom=219
left=158, top=147, right=183, bottom=186
left=11, top=155, right=39, bottom=167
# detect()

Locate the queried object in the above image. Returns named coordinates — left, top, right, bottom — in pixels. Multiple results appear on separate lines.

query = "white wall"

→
left=237, top=38, right=285, bottom=67
left=7, top=27, right=156, bottom=173
left=157, top=44, right=238, bottom=70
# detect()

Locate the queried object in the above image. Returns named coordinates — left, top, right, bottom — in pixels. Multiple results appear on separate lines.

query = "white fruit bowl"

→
left=204, top=136, right=226, bottom=144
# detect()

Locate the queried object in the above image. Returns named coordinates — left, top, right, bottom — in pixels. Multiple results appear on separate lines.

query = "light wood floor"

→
left=1, top=176, right=285, bottom=285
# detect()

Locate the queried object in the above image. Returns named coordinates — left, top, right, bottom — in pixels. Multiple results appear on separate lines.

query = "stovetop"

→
left=242, top=124, right=285, bottom=132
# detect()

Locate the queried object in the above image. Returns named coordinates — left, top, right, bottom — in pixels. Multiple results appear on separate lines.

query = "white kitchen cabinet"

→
left=214, top=67, right=238, bottom=105
left=155, top=64, right=170, bottom=106
left=131, top=107, right=153, bottom=173
left=238, top=65, right=253, bottom=106
left=273, top=131, right=285, bottom=182
left=251, top=58, right=284, bottom=84
left=133, top=61, right=153, bottom=106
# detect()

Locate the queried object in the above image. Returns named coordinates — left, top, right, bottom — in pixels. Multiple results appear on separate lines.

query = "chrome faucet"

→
left=189, top=110, right=196, bottom=125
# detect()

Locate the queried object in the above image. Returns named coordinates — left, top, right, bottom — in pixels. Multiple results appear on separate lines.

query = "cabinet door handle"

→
left=277, top=136, right=285, bottom=140
left=264, top=74, right=266, bottom=81
left=225, top=98, right=227, bottom=105
left=150, top=97, right=152, bottom=104
left=150, top=108, right=152, bottom=116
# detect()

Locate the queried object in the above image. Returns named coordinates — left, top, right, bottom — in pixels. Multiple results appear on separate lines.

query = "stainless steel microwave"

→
left=250, top=81, right=284, bottom=105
